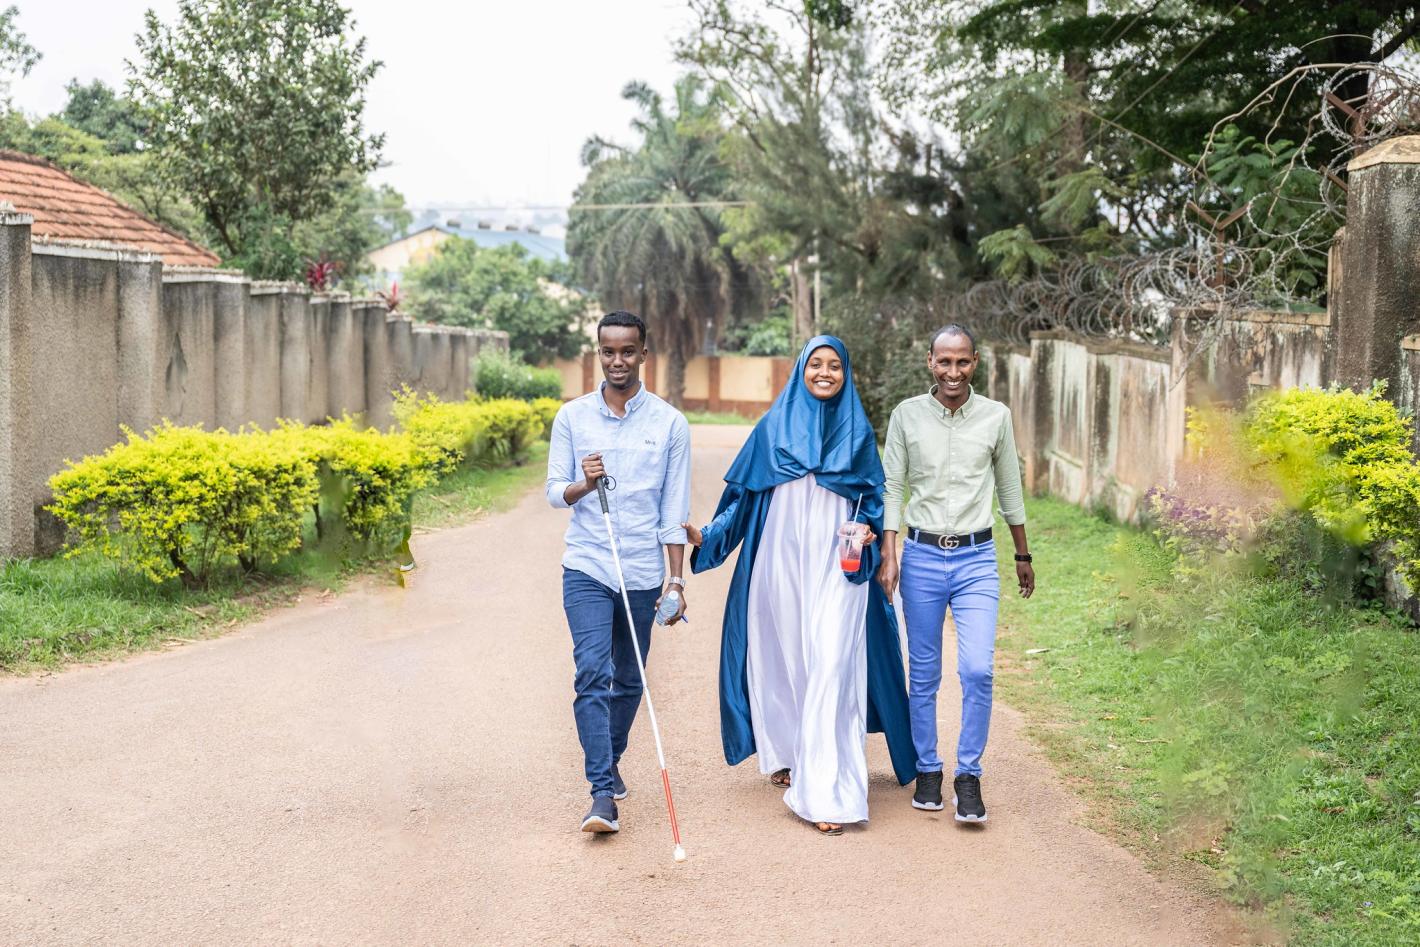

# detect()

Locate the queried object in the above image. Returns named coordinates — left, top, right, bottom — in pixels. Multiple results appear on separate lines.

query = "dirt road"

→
left=0, top=425, right=1233, bottom=945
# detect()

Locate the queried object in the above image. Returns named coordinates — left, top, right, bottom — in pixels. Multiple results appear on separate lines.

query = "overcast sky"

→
left=10, top=1, right=691, bottom=229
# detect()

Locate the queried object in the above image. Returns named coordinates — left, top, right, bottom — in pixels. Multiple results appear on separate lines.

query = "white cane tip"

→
left=673, top=846, right=687, bottom=862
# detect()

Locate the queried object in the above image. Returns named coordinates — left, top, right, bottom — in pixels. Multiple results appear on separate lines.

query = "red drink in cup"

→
left=837, top=522, right=868, bottom=572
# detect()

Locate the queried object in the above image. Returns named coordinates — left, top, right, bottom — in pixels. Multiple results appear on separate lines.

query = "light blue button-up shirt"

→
left=545, top=382, right=691, bottom=592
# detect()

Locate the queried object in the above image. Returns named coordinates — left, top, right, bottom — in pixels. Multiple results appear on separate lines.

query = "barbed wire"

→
left=948, top=59, right=1420, bottom=360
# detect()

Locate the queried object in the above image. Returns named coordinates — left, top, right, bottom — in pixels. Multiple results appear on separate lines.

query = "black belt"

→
left=906, top=526, right=993, bottom=550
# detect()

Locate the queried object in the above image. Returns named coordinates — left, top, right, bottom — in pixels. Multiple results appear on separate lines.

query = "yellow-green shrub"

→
left=476, top=398, right=545, bottom=462
left=1244, top=384, right=1420, bottom=590
left=394, top=393, right=550, bottom=468
left=392, top=389, right=493, bottom=473
left=269, top=420, right=436, bottom=549
left=46, top=393, right=558, bottom=585
left=47, top=424, right=318, bottom=585
left=532, top=397, right=562, bottom=433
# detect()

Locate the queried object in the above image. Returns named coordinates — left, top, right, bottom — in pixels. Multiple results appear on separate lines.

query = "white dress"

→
left=746, top=473, right=870, bottom=825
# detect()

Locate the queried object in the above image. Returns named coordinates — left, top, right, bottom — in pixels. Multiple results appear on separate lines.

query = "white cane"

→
left=595, top=476, right=686, bottom=863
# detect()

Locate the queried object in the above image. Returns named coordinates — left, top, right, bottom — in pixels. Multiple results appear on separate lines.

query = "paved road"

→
left=0, top=425, right=1235, bottom=945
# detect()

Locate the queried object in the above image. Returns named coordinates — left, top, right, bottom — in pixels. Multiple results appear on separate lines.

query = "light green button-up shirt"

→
left=882, top=388, right=1026, bottom=535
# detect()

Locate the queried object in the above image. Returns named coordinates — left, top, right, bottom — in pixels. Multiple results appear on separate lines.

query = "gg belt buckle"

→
left=939, top=532, right=960, bottom=550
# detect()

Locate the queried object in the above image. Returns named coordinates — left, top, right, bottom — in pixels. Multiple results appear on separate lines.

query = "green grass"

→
left=684, top=410, right=761, bottom=425
left=0, top=445, right=550, bottom=673
left=412, top=441, right=548, bottom=530
left=995, top=497, right=1420, bottom=945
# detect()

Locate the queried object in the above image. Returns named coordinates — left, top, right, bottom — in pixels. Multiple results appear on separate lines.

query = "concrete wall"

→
left=984, top=316, right=1309, bottom=525
left=245, top=286, right=286, bottom=429
left=1181, top=309, right=1331, bottom=405
left=160, top=271, right=218, bottom=429
left=1401, top=335, right=1420, bottom=457
left=326, top=294, right=365, bottom=419
left=0, top=220, right=486, bottom=557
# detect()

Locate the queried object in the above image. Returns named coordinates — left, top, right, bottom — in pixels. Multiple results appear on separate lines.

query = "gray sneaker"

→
left=611, top=763, right=628, bottom=801
left=581, top=796, right=619, bottom=833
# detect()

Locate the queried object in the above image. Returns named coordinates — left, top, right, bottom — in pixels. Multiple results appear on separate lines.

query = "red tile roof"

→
left=0, top=150, right=221, bottom=267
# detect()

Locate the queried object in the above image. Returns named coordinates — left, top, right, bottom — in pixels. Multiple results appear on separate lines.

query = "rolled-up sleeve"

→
left=993, top=410, right=1027, bottom=526
left=882, top=407, right=907, bottom=533
left=545, top=407, right=575, bottom=509
left=657, top=415, right=690, bottom=545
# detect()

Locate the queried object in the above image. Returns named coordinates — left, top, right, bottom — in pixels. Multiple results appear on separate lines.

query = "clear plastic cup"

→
left=837, top=522, right=869, bottom=572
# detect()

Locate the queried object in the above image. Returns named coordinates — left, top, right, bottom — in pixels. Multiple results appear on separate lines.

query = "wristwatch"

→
left=1014, top=553, right=1033, bottom=563
left=666, top=576, right=686, bottom=588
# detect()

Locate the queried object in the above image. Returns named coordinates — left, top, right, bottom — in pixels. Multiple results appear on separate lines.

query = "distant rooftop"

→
left=0, top=150, right=221, bottom=267
left=374, top=222, right=567, bottom=262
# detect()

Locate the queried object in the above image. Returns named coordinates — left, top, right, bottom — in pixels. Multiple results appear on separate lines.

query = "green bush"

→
left=47, top=392, right=561, bottom=585
left=532, top=397, right=562, bottom=433
left=473, top=350, right=563, bottom=401
left=269, top=420, right=436, bottom=551
left=476, top=398, right=546, bottom=463
left=392, top=389, right=494, bottom=474
left=1244, top=384, right=1420, bottom=592
left=393, top=390, right=552, bottom=470
left=47, top=424, right=319, bottom=586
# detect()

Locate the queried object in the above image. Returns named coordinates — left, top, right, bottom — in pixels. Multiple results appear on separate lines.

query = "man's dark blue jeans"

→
left=562, top=568, right=658, bottom=799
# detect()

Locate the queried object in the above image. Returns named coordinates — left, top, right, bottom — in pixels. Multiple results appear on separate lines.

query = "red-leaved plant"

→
left=377, top=281, right=402, bottom=312
left=305, top=257, right=340, bottom=291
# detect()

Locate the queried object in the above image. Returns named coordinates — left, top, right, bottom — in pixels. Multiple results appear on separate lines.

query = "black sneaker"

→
left=912, top=770, right=944, bottom=811
left=580, top=796, right=619, bottom=833
left=611, top=763, right=627, bottom=801
left=953, top=774, right=987, bottom=823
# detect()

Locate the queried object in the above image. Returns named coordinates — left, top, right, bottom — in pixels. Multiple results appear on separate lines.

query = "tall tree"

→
left=567, top=76, right=754, bottom=406
left=880, top=0, right=1420, bottom=272
left=680, top=1, right=981, bottom=312
left=0, top=5, right=38, bottom=108
left=59, top=80, right=147, bottom=154
left=130, top=0, right=384, bottom=277
left=404, top=238, right=585, bottom=361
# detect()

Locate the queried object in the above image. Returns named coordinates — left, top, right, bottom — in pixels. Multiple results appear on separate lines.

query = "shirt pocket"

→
left=950, top=430, right=995, bottom=478
left=600, top=446, right=664, bottom=522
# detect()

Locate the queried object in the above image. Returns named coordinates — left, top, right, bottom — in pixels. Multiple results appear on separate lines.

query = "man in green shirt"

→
left=878, top=324, right=1036, bottom=823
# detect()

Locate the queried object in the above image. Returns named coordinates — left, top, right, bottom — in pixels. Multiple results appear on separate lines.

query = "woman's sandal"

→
left=770, top=768, right=791, bottom=788
left=815, top=822, right=844, bottom=836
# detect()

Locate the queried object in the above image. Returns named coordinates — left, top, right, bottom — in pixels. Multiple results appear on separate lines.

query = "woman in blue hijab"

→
left=683, top=336, right=915, bottom=835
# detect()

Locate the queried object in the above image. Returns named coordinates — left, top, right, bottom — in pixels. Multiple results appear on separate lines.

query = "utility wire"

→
left=361, top=200, right=754, bottom=215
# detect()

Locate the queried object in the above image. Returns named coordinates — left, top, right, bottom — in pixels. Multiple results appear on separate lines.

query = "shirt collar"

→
left=598, top=379, right=648, bottom=418
left=928, top=385, right=973, bottom=418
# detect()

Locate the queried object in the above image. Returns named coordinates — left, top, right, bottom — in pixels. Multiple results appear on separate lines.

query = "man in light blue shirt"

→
left=545, top=310, right=690, bottom=835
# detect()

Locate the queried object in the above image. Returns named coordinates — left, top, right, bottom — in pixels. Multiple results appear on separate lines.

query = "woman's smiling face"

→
left=803, top=345, right=845, bottom=400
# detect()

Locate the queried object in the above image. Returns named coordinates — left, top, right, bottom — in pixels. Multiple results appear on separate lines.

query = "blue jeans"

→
left=562, top=568, right=658, bottom=798
left=899, top=539, right=1001, bottom=777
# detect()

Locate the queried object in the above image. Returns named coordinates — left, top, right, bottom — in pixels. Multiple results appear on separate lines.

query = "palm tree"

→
left=567, top=76, right=753, bottom=407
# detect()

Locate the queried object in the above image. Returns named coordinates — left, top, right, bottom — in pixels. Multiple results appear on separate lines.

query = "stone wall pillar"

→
left=1026, top=334, right=1054, bottom=493
left=307, top=294, right=332, bottom=423
left=450, top=330, right=470, bottom=400
left=116, top=252, right=165, bottom=434
left=159, top=271, right=219, bottom=429
left=361, top=302, right=394, bottom=429
left=388, top=315, right=415, bottom=393
left=211, top=274, right=249, bottom=430
left=0, top=212, right=34, bottom=558
left=1332, top=136, right=1420, bottom=394
left=278, top=286, right=312, bottom=423
left=245, top=285, right=285, bottom=428
left=325, top=293, right=365, bottom=419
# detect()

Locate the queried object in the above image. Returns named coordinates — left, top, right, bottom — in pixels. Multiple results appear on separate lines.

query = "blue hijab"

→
left=693, top=334, right=917, bottom=784
left=724, top=335, right=883, bottom=503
